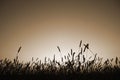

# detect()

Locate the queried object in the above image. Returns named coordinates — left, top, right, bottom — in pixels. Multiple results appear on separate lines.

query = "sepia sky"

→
left=0, top=0, right=120, bottom=61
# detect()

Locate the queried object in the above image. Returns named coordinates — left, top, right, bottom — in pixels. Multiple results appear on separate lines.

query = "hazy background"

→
left=0, top=0, right=120, bottom=61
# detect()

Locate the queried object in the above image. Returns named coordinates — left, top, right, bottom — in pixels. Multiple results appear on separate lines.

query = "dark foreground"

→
left=0, top=71, right=120, bottom=80
left=0, top=56, right=120, bottom=80
left=0, top=43, right=120, bottom=80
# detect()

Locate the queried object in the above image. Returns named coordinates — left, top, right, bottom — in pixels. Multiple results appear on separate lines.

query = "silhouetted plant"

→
left=0, top=41, right=120, bottom=80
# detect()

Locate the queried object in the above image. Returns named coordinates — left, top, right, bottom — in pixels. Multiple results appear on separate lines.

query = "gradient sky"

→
left=0, top=0, right=120, bottom=61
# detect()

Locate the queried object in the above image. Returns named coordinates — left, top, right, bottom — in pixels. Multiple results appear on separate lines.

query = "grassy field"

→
left=0, top=41, right=120, bottom=80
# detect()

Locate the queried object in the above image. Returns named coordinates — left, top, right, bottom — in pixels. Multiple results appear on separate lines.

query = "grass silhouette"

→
left=0, top=41, right=120, bottom=80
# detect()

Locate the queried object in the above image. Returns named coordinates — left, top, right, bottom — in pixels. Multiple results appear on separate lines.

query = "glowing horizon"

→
left=0, top=0, right=120, bottom=62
